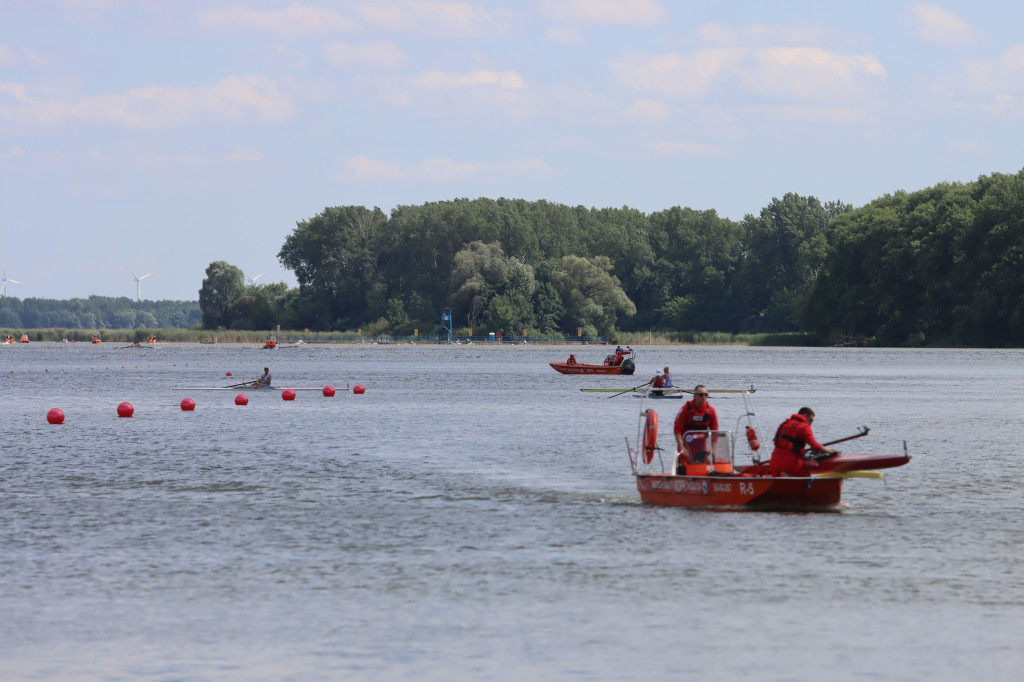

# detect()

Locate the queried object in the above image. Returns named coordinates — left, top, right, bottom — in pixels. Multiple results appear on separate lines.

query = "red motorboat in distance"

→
left=623, top=388, right=910, bottom=510
left=551, top=347, right=635, bottom=375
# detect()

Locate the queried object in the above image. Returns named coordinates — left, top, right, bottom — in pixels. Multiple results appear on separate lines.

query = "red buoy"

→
left=235, top=393, right=248, bottom=406
left=180, top=397, right=196, bottom=411
left=745, top=425, right=761, bottom=451
left=322, top=385, right=336, bottom=397
left=117, top=402, right=134, bottom=418
left=47, top=408, right=65, bottom=424
left=226, top=371, right=233, bottom=376
left=353, top=384, right=365, bottom=394
left=281, top=388, right=296, bottom=401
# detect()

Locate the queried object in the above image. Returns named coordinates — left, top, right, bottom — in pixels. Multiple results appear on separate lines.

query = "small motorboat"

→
left=625, top=388, right=910, bottom=510
left=551, top=348, right=635, bottom=375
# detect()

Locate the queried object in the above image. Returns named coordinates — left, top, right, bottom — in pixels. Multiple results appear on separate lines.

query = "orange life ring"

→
left=642, top=409, right=658, bottom=464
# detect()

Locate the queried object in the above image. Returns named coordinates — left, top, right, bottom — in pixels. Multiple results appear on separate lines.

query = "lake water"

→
left=2, top=342, right=1023, bottom=681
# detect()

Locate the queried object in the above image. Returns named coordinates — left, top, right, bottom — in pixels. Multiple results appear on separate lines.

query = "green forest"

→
left=5, top=169, right=1024, bottom=346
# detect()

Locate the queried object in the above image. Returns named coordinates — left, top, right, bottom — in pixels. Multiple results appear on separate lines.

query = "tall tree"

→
left=199, top=261, right=245, bottom=329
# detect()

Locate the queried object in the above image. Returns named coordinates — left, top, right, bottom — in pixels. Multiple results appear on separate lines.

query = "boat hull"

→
left=736, top=453, right=911, bottom=477
left=550, top=361, right=635, bottom=375
left=636, top=474, right=843, bottom=509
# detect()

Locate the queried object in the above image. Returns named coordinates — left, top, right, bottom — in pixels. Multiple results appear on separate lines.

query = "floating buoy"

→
left=322, top=385, right=336, bottom=397
left=117, top=402, right=134, bottom=418
left=180, top=398, right=196, bottom=411
left=281, top=388, right=296, bottom=401
left=235, top=394, right=248, bottom=406
left=226, top=371, right=232, bottom=376
left=353, top=384, right=365, bottom=394
left=47, top=408, right=65, bottom=425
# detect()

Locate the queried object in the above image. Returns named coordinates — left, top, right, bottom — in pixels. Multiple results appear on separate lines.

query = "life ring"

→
left=642, top=409, right=658, bottom=464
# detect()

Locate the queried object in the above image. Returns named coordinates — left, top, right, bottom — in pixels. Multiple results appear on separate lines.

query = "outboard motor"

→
left=620, top=358, right=635, bottom=375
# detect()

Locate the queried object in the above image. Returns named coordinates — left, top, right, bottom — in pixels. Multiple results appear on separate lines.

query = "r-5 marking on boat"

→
left=739, top=482, right=755, bottom=496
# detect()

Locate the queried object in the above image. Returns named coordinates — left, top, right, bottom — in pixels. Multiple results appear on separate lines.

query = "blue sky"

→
left=2, top=0, right=1023, bottom=301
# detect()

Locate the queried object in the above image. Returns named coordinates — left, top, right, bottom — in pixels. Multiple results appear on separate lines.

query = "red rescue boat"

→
left=624, top=388, right=910, bottom=510
left=551, top=348, right=635, bottom=375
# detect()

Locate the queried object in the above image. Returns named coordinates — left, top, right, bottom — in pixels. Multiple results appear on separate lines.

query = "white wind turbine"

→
left=0, top=261, right=25, bottom=297
left=246, top=270, right=265, bottom=285
left=127, top=266, right=154, bottom=302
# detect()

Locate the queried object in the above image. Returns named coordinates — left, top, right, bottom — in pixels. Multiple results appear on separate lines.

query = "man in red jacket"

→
left=674, top=385, right=718, bottom=468
left=770, top=407, right=838, bottom=477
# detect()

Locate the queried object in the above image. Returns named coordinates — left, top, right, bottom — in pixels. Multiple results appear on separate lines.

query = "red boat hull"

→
left=736, top=453, right=911, bottom=477
left=550, top=362, right=632, bottom=375
left=636, top=474, right=843, bottom=509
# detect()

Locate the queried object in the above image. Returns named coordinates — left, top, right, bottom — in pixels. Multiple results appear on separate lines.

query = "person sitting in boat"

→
left=674, top=385, right=718, bottom=471
left=769, top=407, right=838, bottom=477
left=651, top=369, right=665, bottom=396
left=253, top=367, right=272, bottom=388
left=613, top=346, right=624, bottom=366
left=567, top=354, right=577, bottom=365
left=662, top=367, right=673, bottom=388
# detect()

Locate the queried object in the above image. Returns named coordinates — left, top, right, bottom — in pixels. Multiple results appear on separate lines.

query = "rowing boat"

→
left=625, top=388, right=910, bottom=510
left=174, top=386, right=331, bottom=391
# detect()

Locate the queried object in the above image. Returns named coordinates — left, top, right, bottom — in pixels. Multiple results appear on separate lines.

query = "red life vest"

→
left=774, top=416, right=807, bottom=454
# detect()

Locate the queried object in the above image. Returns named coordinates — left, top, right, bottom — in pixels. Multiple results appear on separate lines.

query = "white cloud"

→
left=345, top=155, right=555, bottom=183
left=413, top=70, right=526, bottom=90
left=0, top=45, right=15, bottom=68
left=352, top=1, right=514, bottom=36
left=0, top=76, right=293, bottom=130
left=694, top=23, right=831, bottom=48
left=545, top=25, right=585, bottom=44
left=648, top=139, right=730, bottom=158
left=324, top=42, right=407, bottom=70
left=610, top=47, right=886, bottom=103
left=624, top=99, right=668, bottom=123
left=909, top=4, right=983, bottom=48
left=539, top=0, right=667, bottom=26
left=930, top=45, right=1024, bottom=114
left=198, top=6, right=358, bottom=36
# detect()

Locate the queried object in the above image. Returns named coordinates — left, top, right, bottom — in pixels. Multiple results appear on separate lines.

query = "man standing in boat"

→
left=769, top=407, right=838, bottom=477
left=674, top=385, right=718, bottom=469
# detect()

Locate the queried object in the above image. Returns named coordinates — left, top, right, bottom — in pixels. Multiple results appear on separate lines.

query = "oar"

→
left=223, top=381, right=252, bottom=388
left=608, top=379, right=653, bottom=399
left=809, top=427, right=870, bottom=460
left=822, top=426, right=869, bottom=447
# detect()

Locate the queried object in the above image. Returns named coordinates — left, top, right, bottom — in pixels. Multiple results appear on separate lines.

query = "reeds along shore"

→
left=1, top=328, right=824, bottom=346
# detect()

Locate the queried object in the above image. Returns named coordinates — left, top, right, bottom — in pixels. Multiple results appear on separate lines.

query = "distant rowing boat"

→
left=174, top=386, right=332, bottom=391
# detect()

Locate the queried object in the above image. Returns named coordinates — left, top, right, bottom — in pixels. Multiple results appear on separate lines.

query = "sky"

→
left=2, top=0, right=1024, bottom=301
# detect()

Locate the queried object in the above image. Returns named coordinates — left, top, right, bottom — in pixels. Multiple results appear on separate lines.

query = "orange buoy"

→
left=235, top=393, right=248, bottom=406
left=47, top=408, right=65, bottom=424
left=281, top=388, right=296, bottom=401
left=642, top=409, right=658, bottom=464
left=322, top=385, right=336, bottom=397
left=745, top=425, right=761, bottom=451
left=353, top=384, right=365, bottom=394
left=117, top=402, right=134, bottom=418
left=180, top=398, right=196, bottom=411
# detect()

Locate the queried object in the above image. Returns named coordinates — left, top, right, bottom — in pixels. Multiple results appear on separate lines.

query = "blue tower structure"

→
left=440, top=308, right=453, bottom=342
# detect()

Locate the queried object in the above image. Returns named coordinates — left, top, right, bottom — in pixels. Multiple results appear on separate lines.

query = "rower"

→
left=254, top=367, right=272, bottom=387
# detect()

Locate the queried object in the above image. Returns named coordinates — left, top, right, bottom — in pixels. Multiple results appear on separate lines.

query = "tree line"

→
left=0, top=295, right=200, bottom=331
left=196, top=169, right=1024, bottom=345
left=8, top=169, right=1023, bottom=345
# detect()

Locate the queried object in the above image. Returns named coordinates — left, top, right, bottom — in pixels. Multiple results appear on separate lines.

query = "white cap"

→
left=655, top=369, right=663, bottom=376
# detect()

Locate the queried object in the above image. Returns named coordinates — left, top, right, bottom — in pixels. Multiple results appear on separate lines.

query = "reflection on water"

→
left=2, top=343, right=1023, bottom=680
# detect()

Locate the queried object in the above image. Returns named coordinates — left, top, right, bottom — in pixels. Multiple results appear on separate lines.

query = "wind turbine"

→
left=246, top=270, right=266, bottom=285
left=0, top=261, right=25, bottom=297
left=126, top=266, right=154, bottom=302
